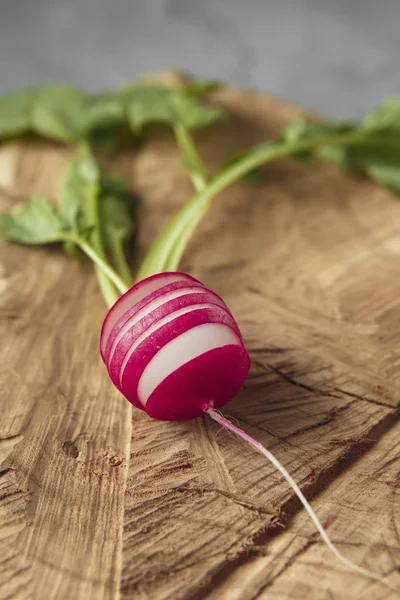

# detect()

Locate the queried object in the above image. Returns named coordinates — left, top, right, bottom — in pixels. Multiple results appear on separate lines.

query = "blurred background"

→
left=1, top=0, right=399, bottom=118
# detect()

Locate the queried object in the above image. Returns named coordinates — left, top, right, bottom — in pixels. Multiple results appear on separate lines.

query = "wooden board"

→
left=1, top=72, right=400, bottom=600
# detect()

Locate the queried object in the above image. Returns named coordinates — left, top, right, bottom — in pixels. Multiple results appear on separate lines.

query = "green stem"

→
left=72, top=237, right=130, bottom=297
left=109, top=239, right=133, bottom=286
left=137, top=130, right=400, bottom=280
left=173, top=124, right=208, bottom=192
left=88, top=178, right=119, bottom=307
left=95, top=269, right=120, bottom=307
left=82, top=145, right=129, bottom=306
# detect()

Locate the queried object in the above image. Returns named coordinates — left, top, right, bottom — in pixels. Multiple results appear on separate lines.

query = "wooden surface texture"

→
left=1, top=73, right=399, bottom=599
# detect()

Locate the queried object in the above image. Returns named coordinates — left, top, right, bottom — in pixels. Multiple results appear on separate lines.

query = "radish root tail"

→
left=206, top=408, right=399, bottom=594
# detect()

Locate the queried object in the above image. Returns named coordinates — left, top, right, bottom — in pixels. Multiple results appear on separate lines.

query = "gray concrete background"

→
left=0, top=0, right=399, bottom=119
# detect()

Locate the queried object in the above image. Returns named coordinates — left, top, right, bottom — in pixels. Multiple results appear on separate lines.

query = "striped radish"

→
left=100, top=272, right=250, bottom=421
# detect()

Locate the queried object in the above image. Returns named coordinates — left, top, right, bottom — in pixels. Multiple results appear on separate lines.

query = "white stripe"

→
left=119, top=304, right=227, bottom=387
left=138, top=323, right=241, bottom=407
left=108, top=286, right=203, bottom=367
left=102, top=273, right=190, bottom=350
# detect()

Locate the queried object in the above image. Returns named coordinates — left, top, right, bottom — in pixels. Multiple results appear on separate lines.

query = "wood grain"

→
left=0, top=145, right=132, bottom=599
left=1, top=72, right=400, bottom=600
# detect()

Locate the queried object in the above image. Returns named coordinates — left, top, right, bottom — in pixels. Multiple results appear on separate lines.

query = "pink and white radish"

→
left=100, top=272, right=250, bottom=421
left=100, top=272, right=397, bottom=593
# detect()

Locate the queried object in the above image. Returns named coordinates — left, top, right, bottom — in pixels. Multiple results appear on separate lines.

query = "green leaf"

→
left=0, top=82, right=224, bottom=147
left=281, top=120, right=359, bottom=168
left=99, top=175, right=135, bottom=282
left=0, top=84, right=88, bottom=143
left=367, top=164, right=400, bottom=195
left=100, top=173, right=131, bottom=197
left=59, top=154, right=100, bottom=234
left=77, top=153, right=101, bottom=182
left=0, top=87, right=38, bottom=139
left=354, top=147, right=400, bottom=195
left=363, top=98, right=400, bottom=134
left=282, top=120, right=356, bottom=145
left=31, top=85, right=86, bottom=142
left=81, top=92, right=124, bottom=131
left=0, top=195, right=67, bottom=244
left=125, top=85, right=225, bottom=133
left=280, top=122, right=328, bottom=163
left=100, top=193, right=134, bottom=251
left=80, top=92, right=127, bottom=151
left=86, top=126, right=121, bottom=152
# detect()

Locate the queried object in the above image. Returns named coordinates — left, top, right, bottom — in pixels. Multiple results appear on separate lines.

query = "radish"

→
left=100, top=272, right=250, bottom=420
left=100, top=272, right=398, bottom=593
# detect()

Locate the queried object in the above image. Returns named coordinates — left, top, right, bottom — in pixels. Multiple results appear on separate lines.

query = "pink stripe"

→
left=100, top=272, right=201, bottom=359
left=104, top=280, right=205, bottom=361
left=107, top=286, right=203, bottom=367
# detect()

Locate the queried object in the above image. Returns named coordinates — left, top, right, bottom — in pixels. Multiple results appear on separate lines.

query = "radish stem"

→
left=76, top=143, right=124, bottom=307
left=207, top=408, right=399, bottom=594
left=109, top=239, right=133, bottom=288
left=173, top=124, right=208, bottom=192
left=137, top=130, right=400, bottom=280
left=87, top=165, right=118, bottom=306
left=95, top=269, right=119, bottom=308
left=72, top=237, right=130, bottom=298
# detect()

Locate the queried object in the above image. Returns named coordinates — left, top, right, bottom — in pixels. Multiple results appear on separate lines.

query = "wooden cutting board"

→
left=1, top=72, right=399, bottom=600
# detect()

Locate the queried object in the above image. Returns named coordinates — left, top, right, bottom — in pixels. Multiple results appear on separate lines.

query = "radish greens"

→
left=1, top=82, right=400, bottom=298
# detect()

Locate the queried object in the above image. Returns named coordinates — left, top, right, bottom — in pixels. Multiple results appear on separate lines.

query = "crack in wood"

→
left=254, top=359, right=394, bottom=409
left=237, top=400, right=357, bottom=451
left=248, top=346, right=295, bottom=356
left=0, top=433, right=23, bottom=443
left=0, top=467, right=16, bottom=479
left=176, top=485, right=276, bottom=517
left=334, top=387, right=395, bottom=409
left=190, top=416, right=237, bottom=493
left=254, top=360, right=341, bottom=399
